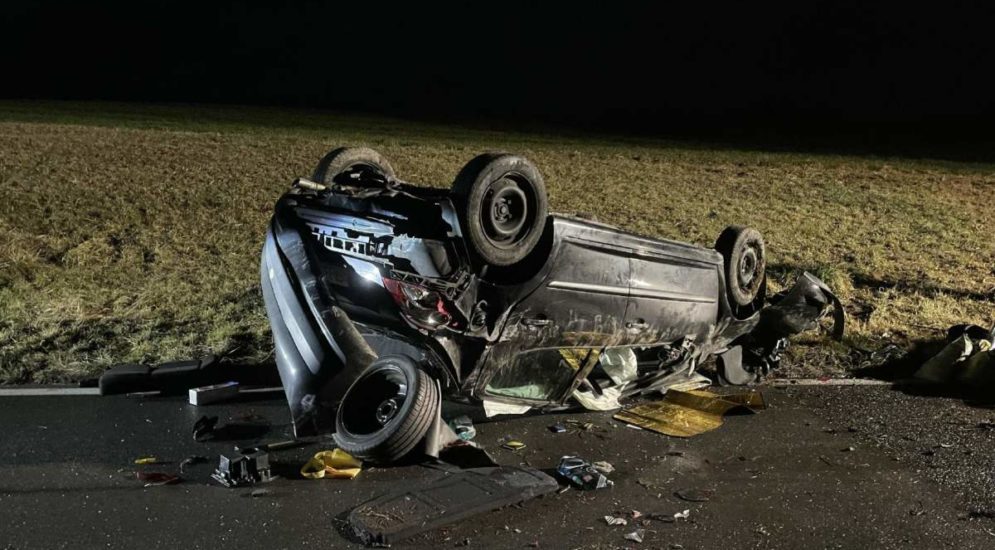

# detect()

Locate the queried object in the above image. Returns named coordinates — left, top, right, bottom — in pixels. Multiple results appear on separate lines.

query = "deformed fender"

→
left=757, top=271, right=845, bottom=342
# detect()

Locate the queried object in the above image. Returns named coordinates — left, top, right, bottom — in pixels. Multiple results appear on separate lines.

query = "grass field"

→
left=1, top=101, right=993, bottom=384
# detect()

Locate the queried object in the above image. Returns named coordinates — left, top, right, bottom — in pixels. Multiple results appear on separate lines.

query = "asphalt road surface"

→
left=2, top=385, right=994, bottom=549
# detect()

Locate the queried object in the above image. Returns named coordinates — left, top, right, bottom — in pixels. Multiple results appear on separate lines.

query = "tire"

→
left=715, top=225, right=766, bottom=308
left=312, top=147, right=396, bottom=186
left=451, top=153, right=549, bottom=267
left=333, top=355, right=439, bottom=464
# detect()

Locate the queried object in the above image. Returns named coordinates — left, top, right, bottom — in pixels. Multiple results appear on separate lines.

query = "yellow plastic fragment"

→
left=300, top=449, right=362, bottom=480
left=134, top=457, right=159, bottom=465
left=613, top=389, right=766, bottom=438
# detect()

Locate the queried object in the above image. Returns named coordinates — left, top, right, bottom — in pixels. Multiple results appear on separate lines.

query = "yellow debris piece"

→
left=133, top=457, right=159, bottom=465
left=613, top=389, right=766, bottom=438
left=300, top=449, right=363, bottom=480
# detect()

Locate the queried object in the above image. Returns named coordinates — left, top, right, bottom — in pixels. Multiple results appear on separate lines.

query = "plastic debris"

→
left=565, top=419, right=595, bottom=431
left=674, top=509, right=691, bottom=520
left=500, top=439, right=527, bottom=452
left=915, top=334, right=974, bottom=383
left=448, top=415, right=477, bottom=441
left=179, top=455, right=209, bottom=473
left=592, top=461, right=615, bottom=474
left=300, top=449, right=362, bottom=480
left=136, top=472, right=180, bottom=487
left=188, top=381, right=239, bottom=406
left=250, top=488, right=272, bottom=497
left=212, top=449, right=273, bottom=487
left=483, top=400, right=532, bottom=417
left=192, top=415, right=219, bottom=441
left=675, top=488, right=712, bottom=502
left=604, top=515, right=628, bottom=526
left=557, top=456, right=613, bottom=490
left=133, top=457, right=159, bottom=465
left=613, top=389, right=766, bottom=437
left=548, top=423, right=567, bottom=433
left=624, top=529, right=645, bottom=543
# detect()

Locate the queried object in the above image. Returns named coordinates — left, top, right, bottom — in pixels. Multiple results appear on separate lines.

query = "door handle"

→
left=626, top=319, right=649, bottom=330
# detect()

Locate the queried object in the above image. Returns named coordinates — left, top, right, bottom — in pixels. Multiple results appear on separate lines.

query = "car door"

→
left=624, top=234, right=723, bottom=345
left=478, top=217, right=632, bottom=403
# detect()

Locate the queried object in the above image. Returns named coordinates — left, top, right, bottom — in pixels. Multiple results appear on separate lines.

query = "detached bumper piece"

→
left=98, top=355, right=219, bottom=395
left=347, top=466, right=558, bottom=546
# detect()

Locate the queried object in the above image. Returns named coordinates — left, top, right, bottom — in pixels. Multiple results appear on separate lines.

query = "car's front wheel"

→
left=333, top=355, right=439, bottom=464
left=313, top=146, right=396, bottom=186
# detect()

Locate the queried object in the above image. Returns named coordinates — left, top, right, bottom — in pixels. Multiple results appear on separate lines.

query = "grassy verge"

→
left=1, top=101, right=992, bottom=383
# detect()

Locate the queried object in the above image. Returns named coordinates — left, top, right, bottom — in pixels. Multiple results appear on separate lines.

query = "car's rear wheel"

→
left=313, top=146, right=396, bottom=186
left=452, top=153, right=549, bottom=267
left=333, top=355, right=439, bottom=464
left=715, top=225, right=766, bottom=311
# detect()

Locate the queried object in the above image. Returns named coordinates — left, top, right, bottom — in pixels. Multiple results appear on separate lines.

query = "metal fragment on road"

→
left=613, top=389, right=766, bottom=437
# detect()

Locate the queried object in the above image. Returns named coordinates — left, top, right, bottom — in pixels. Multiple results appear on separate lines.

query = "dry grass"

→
left=1, top=101, right=993, bottom=383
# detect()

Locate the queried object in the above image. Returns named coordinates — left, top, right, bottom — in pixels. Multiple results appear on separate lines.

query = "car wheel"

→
left=452, top=153, right=549, bottom=267
left=715, top=225, right=766, bottom=309
left=313, top=147, right=396, bottom=186
left=333, top=355, right=439, bottom=463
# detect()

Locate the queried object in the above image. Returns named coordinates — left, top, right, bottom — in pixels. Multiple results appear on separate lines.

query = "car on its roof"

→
left=261, top=147, right=843, bottom=462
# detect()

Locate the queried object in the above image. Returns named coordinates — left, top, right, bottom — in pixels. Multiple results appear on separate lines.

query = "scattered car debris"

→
left=565, top=419, right=595, bottom=431
left=135, top=472, right=180, bottom=487
left=192, top=415, right=219, bottom=441
left=675, top=489, right=712, bottom=502
left=613, top=389, right=766, bottom=437
left=624, top=529, right=646, bottom=543
left=261, top=147, right=844, bottom=450
left=188, top=381, right=239, bottom=406
left=99, top=355, right=222, bottom=396
left=250, top=488, right=272, bottom=498
left=178, top=455, right=209, bottom=473
left=300, top=449, right=362, bottom=480
left=133, top=456, right=159, bottom=465
left=235, top=439, right=302, bottom=453
left=674, top=509, right=691, bottom=521
left=604, top=515, right=628, bottom=526
left=548, top=423, right=567, bottom=433
left=592, top=461, right=615, bottom=474
left=557, top=456, right=613, bottom=490
left=499, top=438, right=527, bottom=452
left=448, top=415, right=477, bottom=441
left=915, top=324, right=995, bottom=386
left=212, top=449, right=274, bottom=488
left=347, top=466, right=558, bottom=546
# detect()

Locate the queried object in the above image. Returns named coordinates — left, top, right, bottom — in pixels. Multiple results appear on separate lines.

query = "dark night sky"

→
left=5, top=1, right=995, bottom=150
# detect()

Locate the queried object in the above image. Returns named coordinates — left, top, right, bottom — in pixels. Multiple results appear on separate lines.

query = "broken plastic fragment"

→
left=604, top=515, right=628, bottom=526
left=613, top=389, right=766, bottom=437
left=447, top=415, right=477, bottom=441
left=483, top=400, right=532, bottom=417
left=300, top=449, right=362, bottom=479
left=133, top=457, right=159, bottom=465
left=548, top=423, right=567, bottom=433
left=558, top=456, right=613, bottom=490
left=135, top=472, right=180, bottom=487
left=624, top=529, right=645, bottom=543
left=674, top=509, right=691, bottom=520
left=500, top=439, right=527, bottom=452
left=592, top=461, right=615, bottom=474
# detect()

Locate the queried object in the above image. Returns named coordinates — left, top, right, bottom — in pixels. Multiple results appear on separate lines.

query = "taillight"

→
left=382, top=277, right=455, bottom=331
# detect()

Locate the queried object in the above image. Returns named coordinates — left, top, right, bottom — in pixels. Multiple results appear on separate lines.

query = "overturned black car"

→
left=261, top=147, right=843, bottom=462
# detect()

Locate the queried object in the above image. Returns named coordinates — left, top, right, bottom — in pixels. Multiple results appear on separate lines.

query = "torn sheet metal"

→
left=347, top=466, right=558, bottom=546
left=613, top=389, right=766, bottom=437
left=300, top=449, right=362, bottom=479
